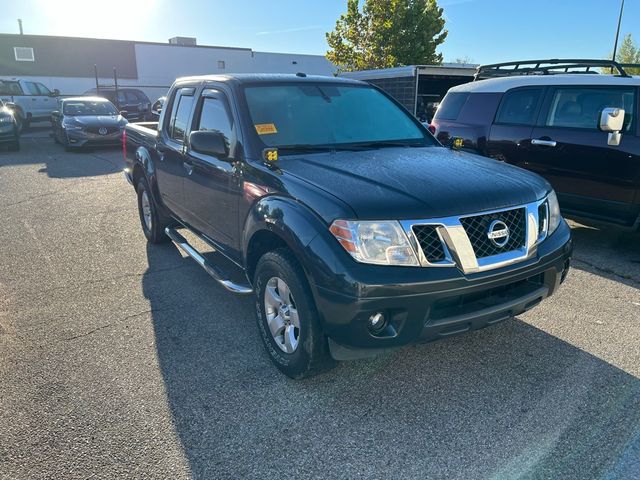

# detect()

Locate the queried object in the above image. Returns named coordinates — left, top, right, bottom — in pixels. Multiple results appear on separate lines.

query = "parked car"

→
left=123, top=73, right=572, bottom=378
left=0, top=99, right=20, bottom=151
left=432, top=59, right=640, bottom=229
left=84, top=87, right=152, bottom=122
left=51, top=97, right=127, bottom=150
left=0, top=78, right=59, bottom=131
left=151, top=96, right=166, bottom=118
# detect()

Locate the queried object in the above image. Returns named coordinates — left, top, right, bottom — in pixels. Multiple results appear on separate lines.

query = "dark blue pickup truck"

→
left=123, top=73, right=572, bottom=378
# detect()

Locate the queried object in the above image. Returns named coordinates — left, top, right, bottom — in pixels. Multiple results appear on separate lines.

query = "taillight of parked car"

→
left=121, top=128, right=127, bottom=159
left=428, top=123, right=437, bottom=135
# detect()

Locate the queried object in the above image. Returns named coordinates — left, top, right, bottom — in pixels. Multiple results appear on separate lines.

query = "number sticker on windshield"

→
left=255, top=123, right=278, bottom=135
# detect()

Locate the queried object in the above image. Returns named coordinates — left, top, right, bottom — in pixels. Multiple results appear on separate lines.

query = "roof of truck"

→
left=173, top=73, right=364, bottom=86
left=449, top=74, right=640, bottom=94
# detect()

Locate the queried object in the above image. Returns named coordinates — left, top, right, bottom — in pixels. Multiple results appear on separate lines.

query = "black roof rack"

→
left=474, top=59, right=632, bottom=81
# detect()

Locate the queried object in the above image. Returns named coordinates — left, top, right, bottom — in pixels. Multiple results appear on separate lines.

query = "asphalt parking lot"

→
left=0, top=129, right=639, bottom=480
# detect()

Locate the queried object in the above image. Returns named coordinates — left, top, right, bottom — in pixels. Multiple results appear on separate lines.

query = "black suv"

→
left=84, top=87, right=152, bottom=122
left=433, top=59, right=640, bottom=229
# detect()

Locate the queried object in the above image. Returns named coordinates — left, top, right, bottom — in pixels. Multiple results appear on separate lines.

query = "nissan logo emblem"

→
left=487, top=220, right=510, bottom=247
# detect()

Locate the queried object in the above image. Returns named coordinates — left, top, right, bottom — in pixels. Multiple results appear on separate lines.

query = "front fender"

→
left=243, top=196, right=326, bottom=267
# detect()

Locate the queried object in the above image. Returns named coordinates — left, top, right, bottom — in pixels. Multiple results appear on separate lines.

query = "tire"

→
left=136, top=177, right=170, bottom=244
left=254, top=249, right=335, bottom=378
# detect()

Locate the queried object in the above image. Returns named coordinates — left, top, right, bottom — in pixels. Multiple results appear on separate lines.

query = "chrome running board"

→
left=165, top=227, right=253, bottom=295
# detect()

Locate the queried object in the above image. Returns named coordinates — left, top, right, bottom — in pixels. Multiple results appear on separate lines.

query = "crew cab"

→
left=123, top=74, right=572, bottom=378
left=0, top=78, right=59, bottom=130
left=432, top=59, right=640, bottom=229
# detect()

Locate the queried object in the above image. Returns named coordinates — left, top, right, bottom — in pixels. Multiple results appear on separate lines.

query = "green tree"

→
left=616, top=34, right=640, bottom=75
left=326, top=0, right=448, bottom=72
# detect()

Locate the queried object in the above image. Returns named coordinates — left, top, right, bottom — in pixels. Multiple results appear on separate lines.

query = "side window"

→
left=169, top=89, right=195, bottom=143
left=116, top=91, right=127, bottom=105
left=195, top=91, right=234, bottom=144
left=495, top=88, right=542, bottom=126
left=125, top=91, right=139, bottom=103
left=545, top=87, right=635, bottom=132
left=36, top=83, right=51, bottom=95
left=24, top=82, right=40, bottom=96
left=434, top=93, right=469, bottom=121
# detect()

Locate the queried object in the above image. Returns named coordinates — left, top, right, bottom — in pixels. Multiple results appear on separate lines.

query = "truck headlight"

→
left=329, top=220, right=419, bottom=266
left=547, top=190, right=561, bottom=235
left=63, top=124, right=82, bottom=131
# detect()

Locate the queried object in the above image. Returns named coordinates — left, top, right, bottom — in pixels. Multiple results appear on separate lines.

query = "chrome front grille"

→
left=412, top=225, right=446, bottom=263
left=459, top=208, right=526, bottom=259
left=404, top=200, right=547, bottom=274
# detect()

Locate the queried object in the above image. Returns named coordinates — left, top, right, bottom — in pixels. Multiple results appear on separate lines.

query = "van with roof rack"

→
left=432, top=59, right=640, bottom=229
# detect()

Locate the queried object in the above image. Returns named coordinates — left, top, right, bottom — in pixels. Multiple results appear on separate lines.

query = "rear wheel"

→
left=136, top=177, right=170, bottom=244
left=254, top=249, right=335, bottom=378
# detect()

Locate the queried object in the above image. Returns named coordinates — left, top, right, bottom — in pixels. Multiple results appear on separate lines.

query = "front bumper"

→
left=66, top=130, right=122, bottom=148
left=310, top=219, right=572, bottom=356
left=0, top=123, right=17, bottom=143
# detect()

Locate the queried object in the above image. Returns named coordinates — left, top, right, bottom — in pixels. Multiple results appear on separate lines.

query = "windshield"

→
left=243, top=83, right=433, bottom=152
left=63, top=101, right=118, bottom=116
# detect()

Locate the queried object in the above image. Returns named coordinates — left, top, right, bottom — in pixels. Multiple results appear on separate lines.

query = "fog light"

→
left=368, top=312, right=387, bottom=333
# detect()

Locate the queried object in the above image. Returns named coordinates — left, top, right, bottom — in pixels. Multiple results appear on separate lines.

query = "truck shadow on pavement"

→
left=142, top=243, right=640, bottom=480
left=0, top=137, right=121, bottom=179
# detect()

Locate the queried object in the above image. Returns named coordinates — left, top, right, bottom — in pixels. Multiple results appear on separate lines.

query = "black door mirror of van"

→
left=189, top=130, right=229, bottom=158
left=51, top=110, right=61, bottom=118
left=50, top=89, right=60, bottom=97
left=599, top=107, right=625, bottom=146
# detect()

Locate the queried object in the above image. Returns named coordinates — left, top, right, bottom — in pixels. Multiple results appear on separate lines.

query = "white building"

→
left=0, top=33, right=336, bottom=100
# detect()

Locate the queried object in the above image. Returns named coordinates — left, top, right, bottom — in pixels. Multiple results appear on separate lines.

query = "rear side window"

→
left=168, top=88, right=195, bottom=143
left=434, top=93, right=469, bottom=120
left=495, top=88, right=543, bottom=125
left=545, top=87, right=635, bottom=132
left=0, top=81, right=23, bottom=95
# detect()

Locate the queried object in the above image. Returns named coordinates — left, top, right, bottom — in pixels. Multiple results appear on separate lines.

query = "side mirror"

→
left=189, top=130, right=229, bottom=158
left=119, top=110, right=128, bottom=116
left=51, top=110, right=61, bottom=117
left=50, top=89, right=60, bottom=97
left=599, top=107, right=625, bottom=146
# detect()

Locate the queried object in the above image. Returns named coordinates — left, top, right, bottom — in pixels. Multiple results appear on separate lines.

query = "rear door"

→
left=155, top=86, right=196, bottom=216
left=527, top=85, right=640, bottom=224
left=182, top=87, right=239, bottom=254
left=487, top=87, right=544, bottom=165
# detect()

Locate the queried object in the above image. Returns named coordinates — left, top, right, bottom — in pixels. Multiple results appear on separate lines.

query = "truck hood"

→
left=278, top=146, right=551, bottom=220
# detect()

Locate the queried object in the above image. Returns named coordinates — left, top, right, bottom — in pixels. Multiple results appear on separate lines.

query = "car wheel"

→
left=136, top=177, right=170, bottom=244
left=254, top=249, right=335, bottom=378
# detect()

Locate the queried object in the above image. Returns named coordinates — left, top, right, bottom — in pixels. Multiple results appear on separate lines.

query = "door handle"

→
left=531, top=139, right=557, bottom=147
left=183, top=161, right=194, bottom=175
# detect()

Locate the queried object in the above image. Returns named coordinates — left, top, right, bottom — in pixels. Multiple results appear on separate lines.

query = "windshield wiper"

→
left=347, top=141, right=425, bottom=149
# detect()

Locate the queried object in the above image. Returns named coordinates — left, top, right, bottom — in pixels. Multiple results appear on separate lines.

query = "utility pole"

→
left=612, top=0, right=625, bottom=62
left=17, top=19, right=23, bottom=35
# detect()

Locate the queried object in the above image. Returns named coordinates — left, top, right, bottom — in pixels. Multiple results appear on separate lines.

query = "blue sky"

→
left=1, top=0, right=639, bottom=64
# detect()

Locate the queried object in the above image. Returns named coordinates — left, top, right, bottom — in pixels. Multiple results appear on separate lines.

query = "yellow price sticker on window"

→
left=255, top=123, right=278, bottom=135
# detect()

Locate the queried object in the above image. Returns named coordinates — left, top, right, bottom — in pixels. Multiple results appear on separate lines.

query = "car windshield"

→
left=64, top=101, right=118, bottom=116
left=243, top=83, right=433, bottom=152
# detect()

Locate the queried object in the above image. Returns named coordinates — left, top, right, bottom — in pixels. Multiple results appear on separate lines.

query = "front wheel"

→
left=254, top=249, right=335, bottom=378
left=136, top=177, right=170, bottom=244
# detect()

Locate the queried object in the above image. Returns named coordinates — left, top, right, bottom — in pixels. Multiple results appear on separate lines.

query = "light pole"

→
left=612, top=0, right=625, bottom=63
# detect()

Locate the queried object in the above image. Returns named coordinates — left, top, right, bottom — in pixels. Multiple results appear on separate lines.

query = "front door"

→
left=182, top=88, right=240, bottom=256
left=154, top=87, right=196, bottom=216
left=527, top=85, right=640, bottom=225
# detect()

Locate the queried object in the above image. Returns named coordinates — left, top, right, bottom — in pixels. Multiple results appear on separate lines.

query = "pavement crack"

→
left=63, top=308, right=167, bottom=341
left=573, top=256, right=640, bottom=286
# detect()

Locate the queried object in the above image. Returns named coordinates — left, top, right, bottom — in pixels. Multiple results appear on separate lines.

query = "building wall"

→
left=0, top=33, right=336, bottom=101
